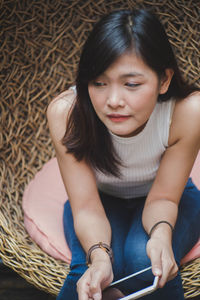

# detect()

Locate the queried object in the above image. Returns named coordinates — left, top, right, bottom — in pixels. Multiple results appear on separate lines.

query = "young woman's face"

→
left=88, top=52, right=169, bottom=138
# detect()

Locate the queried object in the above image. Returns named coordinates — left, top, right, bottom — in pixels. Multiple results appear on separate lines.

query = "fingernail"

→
left=93, top=293, right=101, bottom=300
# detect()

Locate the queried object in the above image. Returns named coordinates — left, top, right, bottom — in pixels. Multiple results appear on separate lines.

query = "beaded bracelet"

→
left=149, top=220, right=174, bottom=238
left=86, top=242, right=113, bottom=266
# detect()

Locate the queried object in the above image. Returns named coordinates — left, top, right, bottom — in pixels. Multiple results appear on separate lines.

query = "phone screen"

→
left=109, top=266, right=159, bottom=300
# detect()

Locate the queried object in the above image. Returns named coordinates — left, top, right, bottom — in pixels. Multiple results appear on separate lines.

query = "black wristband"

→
left=149, top=221, right=174, bottom=238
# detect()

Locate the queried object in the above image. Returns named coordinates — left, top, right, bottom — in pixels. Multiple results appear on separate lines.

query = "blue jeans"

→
left=57, top=178, right=200, bottom=300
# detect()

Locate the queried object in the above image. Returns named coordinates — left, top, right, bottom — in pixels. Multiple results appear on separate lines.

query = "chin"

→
left=112, top=130, right=134, bottom=137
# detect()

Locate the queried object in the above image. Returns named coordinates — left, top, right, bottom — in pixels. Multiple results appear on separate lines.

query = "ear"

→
left=159, top=68, right=174, bottom=94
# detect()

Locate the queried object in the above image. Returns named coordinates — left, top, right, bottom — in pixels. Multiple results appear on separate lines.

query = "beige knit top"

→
left=95, top=99, right=175, bottom=199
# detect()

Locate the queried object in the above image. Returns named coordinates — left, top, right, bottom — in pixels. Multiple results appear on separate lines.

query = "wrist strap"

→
left=86, top=242, right=113, bottom=266
left=149, top=221, right=174, bottom=238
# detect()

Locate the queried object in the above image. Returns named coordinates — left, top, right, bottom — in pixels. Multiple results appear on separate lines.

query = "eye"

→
left=92, top=81, right=106, bottom=87
left=125, top=82, right=140, bottom=88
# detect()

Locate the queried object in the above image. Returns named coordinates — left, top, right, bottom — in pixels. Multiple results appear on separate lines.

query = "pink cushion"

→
left=23, top=152, right=200, bottom=265
left=190, top=150, right=200, bottom=189
left=22, top=157, right=71, bottom=263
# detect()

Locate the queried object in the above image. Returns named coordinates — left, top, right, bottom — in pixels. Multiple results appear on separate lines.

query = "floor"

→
left=0, top=262, right=56, bottom=300
left=0, top=263, right=200, bottom=299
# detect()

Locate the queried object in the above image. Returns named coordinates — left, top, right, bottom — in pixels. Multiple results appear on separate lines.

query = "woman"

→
left=47, top=9, right=200, bottom=300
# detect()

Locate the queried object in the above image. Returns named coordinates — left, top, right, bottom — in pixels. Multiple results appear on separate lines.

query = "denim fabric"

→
left=57, top=178, right=200, bottom=300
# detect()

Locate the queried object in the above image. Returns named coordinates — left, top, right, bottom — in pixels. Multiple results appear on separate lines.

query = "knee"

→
left=60, top=264, right=87, bottom=292
left=69, top=263, right=88, bottom=278
left=57, top=264, right=87, bottom=300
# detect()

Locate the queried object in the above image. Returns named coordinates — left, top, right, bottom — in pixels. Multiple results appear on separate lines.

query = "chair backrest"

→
left=0, top=0, right=199, bottom=298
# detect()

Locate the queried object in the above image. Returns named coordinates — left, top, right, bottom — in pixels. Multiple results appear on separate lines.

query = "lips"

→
left=107, top=114, right=130, bottom=122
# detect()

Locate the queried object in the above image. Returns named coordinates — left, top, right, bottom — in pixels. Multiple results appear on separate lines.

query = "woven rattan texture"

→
left=0, top=0, right=200, bottom=297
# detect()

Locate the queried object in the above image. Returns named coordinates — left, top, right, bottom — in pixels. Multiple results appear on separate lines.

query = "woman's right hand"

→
left=77, top=253, right=113, bottom=300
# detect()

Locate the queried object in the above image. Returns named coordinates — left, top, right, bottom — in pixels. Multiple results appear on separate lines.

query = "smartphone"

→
left=109, top=266, right=159, bottom=299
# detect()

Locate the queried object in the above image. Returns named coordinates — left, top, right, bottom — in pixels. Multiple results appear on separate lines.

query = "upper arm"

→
left=47, top=90, right=75, bottom=143
left=147, top=92, right=200, bottom=204
left=47, top=90, right=102, bottom=214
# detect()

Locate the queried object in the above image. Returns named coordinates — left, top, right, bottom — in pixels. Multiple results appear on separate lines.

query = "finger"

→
left=77, top=286, right=90, bottom=300
left=92, top=293, right=101, bottom=300
left=167, top=264, right=178, bottom=281
left=159, top=262, right=178, bottom=287
left=89, top=270, right=103, bottom=300
left=159, top=260, right=175, bottom=287
left=158, top=264, right=169, bottom=287
left=77, top=274, right=91, bottom=300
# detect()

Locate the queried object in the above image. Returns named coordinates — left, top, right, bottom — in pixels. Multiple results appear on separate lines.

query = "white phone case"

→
left=109, top=266, right=159, bottom=299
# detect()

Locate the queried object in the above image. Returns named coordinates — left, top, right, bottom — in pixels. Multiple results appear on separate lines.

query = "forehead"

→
left=102, top=52, right=156, bottom=79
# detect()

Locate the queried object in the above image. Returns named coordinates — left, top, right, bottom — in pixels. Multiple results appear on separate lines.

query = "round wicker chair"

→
left=0, top=0, right=199, bottom=298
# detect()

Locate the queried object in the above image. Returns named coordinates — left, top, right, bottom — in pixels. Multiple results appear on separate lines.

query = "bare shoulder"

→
left=170, top=91, right=200, bottom=144
left=174, top=91, right=200, bottom=125
left=178, top=90, right=200, bottom=111
left=47, top=89, right=75, bottom=119
left=47, top=89, right=76, bottom=142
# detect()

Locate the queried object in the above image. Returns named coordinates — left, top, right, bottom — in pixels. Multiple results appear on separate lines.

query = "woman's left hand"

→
left=146, top=236, right=178, bottom=287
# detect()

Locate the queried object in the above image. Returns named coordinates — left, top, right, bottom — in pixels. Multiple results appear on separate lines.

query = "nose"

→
left=106, top=87, right=124, bottom=108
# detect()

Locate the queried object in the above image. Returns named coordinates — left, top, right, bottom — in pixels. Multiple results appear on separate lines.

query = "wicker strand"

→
left=0, top=0, right=199, bottom=297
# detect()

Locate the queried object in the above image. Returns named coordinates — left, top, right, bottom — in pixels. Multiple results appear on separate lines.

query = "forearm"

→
left=73, top=207, right=112, bottom=261
left=74, top=208, right=114, bottom=299
left=142, top=198, right=178, bottom=240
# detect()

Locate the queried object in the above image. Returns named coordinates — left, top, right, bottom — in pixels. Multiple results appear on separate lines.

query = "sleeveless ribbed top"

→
left=95, top=99, right=175, bottom=199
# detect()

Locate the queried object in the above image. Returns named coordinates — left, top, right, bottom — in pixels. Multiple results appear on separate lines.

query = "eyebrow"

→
left=99, top=71, right=145, bottom=80
left=120, top=72, right=144, bottom=78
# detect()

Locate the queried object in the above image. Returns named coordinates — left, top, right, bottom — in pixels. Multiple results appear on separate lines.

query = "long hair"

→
left=62, top=9, right=197, bottom=176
